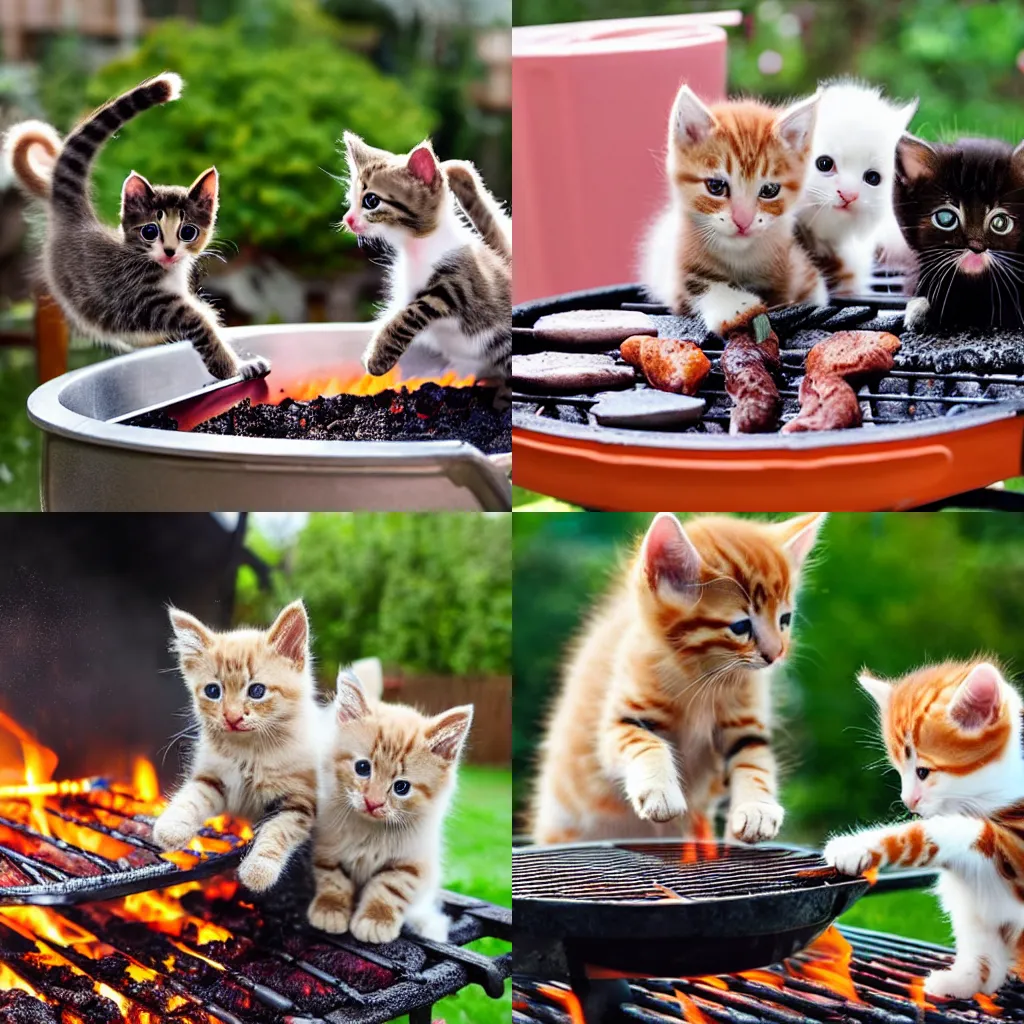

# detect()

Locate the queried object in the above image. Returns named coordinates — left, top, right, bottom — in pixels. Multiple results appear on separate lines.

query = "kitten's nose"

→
left=224, top=714, right=245, bottom=730
left=731, top=207, right=755, bottom=233
left=837, top=189, right=858, bottom=206
left=163, top=247, right=175, bottom=257
left=344, top=213, right=355, bottom=228
left=364, top=797, right=385, bottom=814
left=968, top=240, right=986, bottom=253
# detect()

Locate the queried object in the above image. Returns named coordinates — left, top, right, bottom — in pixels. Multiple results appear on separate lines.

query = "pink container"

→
left=512, top=13, right=739, bottom=303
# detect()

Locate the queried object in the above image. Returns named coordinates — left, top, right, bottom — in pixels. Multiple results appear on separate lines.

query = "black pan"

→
left=512, top=839, right=932, bottom=979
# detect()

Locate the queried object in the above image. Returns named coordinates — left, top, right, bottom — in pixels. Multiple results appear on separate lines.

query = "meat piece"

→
left=620, top=336, right=644, bottom=368
left=719, top=326, right=782, bottom=434
left=639, top=337, right=711, bottom=396
left=719, top=303, right=769, bottom=338
left=805, top=331, right=900, bottom=380
left=782, top=374, right=862, bottom=433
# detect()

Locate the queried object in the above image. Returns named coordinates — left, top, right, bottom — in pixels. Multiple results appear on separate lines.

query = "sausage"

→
left=720, top=326, right=782, bottom=434
left=781, top=374, right=861, bottom=433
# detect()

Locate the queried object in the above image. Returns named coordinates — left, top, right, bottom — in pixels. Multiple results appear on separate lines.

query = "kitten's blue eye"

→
left=393, top=780, right=411, bottom=796
left=362, top=192, right=380, bottom=210
left=179, top=224, right=199, bottom=242
left=758, top=183, right=781, bottom=200
left=729, top=619, right=753, bottom=637
left=779, top=612, right=792, bottom=628
left=916, top=767, right=931, bottom=780
left=355, top=759, right=372, bottom=777
left=815, top=155, right=835, bottom=173
left=247, top=683, right=266, bottom=700
left=990, top=212, right=1014, bottom=235
left=705, top=178, right=728, bottom=197
left=140, top=223, right=160, bottom=242
left=203, top=683, right=221, bottom=700
left=863, top=170, right=882, bottom=187
left=932, top=208, right=959, bottom=231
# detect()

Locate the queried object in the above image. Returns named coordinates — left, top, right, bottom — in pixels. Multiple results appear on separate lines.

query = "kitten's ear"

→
left=121, top=171, right=154, bottom=215
left=949, top=662, right=1004, bottom=731
left=896, top=98, right=919, bottom=130
left=407, top=142, right=440, bottom=188
left=426, top=705, right=473, bottom=762
left=670, top=84, right=715, bottom=146
left=168, top=608, right=213, bottom=663
left=896, top=134, right=936, bottom=184
left=335, top=668, right=371, bottom=722
left=1012, top=140, right=1024, bottom=175
left=775, top=92, right=819, bottom=152
left=343, top=131, right=372, bottom=168
left=640, top=512, right=703, bottom=597
left=858, top=670, right=893, bottom=712
left=187, top=167, right=219, bottom=209
left=267, top=600, right=309, bottom=668
left=771, top=512, right=826, bottom=568
left=350, top=656, right=384, bottom=702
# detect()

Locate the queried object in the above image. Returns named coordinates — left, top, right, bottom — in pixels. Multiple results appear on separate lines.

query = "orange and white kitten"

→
left=308, top=668, right=473, bottom=943
left=641, top=86, right=826, bottom=334
left=825, top=661, right=1024, bottom=999
left=153, top=601, right=319, bottom=894
left=530, top=512, right=825, bottom=846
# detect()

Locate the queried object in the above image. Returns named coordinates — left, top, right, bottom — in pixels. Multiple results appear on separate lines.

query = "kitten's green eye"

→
left=916, top=766, right=931, bottom=780
left=355, top=759, right=372, bottom=777
left=990, top=212, right=1014, bottom=235
left=932, top=208, right=959, bottom=231
left=393, top=780, right=411, bottom=796
left=140, top=223, right=160, bottom=242
left=362, top=192, right=381, bottom=210
left=758, top=183, right=781, bottom=200
left=729, top=619, right=753, bottom=637
left=203, top=683, right=221, bottom=700
left=247, top=683, right=266, bottom=700
left=863, top=170, right=882, bottom=187
left=179, top=224, right=199, bottom=243
left=705, top=178, right=728, bottom=197
left=779, top=612, right=792, bottom=628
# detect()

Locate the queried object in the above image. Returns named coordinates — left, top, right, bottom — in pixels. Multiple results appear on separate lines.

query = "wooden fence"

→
left=383, top=675, right=511, bottom=766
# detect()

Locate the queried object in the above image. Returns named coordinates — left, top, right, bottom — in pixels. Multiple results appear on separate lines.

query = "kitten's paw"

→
left=823, top=834, right=878, bottom=876
left=350, top=907, right=403, bottom=945
left=152, top=814, right=197, bottom=852
left=904, top=296, right=930, bottom=332
left=307, top=894, right=351, bottom=934
left=237, top=355, right=271, bottom=381
left=729, top=800, right=784, bottom=843
left=362, top=342, right=397, bottom=378
left=925, top=966, right=988, bottom=1000
left=237, top=854, right=283, bottom=894
left=629, top=782, right=687, bottom=824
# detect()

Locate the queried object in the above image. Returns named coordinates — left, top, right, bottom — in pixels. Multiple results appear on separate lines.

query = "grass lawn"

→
left=839, top=887, right=951, bottom=946
left=404, top=765, right=511, bottom=1024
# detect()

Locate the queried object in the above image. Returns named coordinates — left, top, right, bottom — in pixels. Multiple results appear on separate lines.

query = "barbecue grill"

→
left=512, top=283, right=1024, bottom=510
left=27, top=323, right=512, bottom=512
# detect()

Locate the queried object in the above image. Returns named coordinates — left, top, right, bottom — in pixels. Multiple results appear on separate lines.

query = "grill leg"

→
left=409, top=1005, right=433, bottom=1024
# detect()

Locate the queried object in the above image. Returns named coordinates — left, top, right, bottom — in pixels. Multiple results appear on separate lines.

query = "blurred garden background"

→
left=513, top=510, right=1024, bottom=944
left=0, top=0, right=510, bottom=511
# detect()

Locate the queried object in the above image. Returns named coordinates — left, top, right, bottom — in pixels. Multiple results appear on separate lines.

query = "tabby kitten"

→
left=894, top=134, right=1024, bottom=330
left=796, top=81, right=917, bottom=297
left=341, top=133, right=511, bottom=400
left=442, top=159, right=512, bottom=263
left=153, top=600, right=318, bottom=894
left=3, top=73, right=268, bottom=380
left=825, top=661, right=1024, bottom=999
left=530, top=512, right=825, bottom=846
left=640, top=86, right=826, bottom=334
left=308, top=668, right=472, bottom=943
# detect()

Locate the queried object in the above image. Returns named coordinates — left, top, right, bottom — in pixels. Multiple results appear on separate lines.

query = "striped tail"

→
left=444, top=160, right=512, bottom=263
left=4, top=120, right=63, bottom=198
left=49, top=72, right=183, bottom=214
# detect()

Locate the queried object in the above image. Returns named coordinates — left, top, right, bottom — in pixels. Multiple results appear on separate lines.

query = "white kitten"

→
left=796, top=81, right=917, bottom=296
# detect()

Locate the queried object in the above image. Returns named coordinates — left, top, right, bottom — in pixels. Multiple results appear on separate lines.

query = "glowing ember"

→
left=536, top=983, right=586, bottom=1024
left=675, top=988, right=712, bottom=1023
left=281, top=367, right=476, bottom=402
left=787, top=926, right=863, bottom=1002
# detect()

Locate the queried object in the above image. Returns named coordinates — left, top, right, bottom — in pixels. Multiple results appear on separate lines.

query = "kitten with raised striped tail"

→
left=341, top=133, right=511, bottom=406
left=825, top=660, right=1024, bottom=999
left=2, top=73, right=268, bottom=380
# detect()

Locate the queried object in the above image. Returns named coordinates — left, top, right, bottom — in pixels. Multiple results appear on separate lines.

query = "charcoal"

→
left=783, top=329, right=832, bottom=351
left=134, top=384, right=511, bottom=455
left=895, top=329, right=1024, bottom=374
left=953, top=381, right=984, bottom=400
left=814, top=306, right=875, bottom=330
left=0, top=991, right=60, bottom=1024
left=983, top=382, right=1024, bottom=403
left=650, top=313, right=710, bottom=341
left=857, top=311, right=905, bottom=334
left=765, top=303, right=821, bottom=333
left=554, top=404, right=589, bottom=424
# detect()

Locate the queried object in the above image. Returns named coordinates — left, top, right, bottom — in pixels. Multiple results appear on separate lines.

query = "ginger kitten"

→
left=3, top=73, right=267, bottom=380
left=640, top=86, right=825, bottom=334
left=308, top=668, right=473, bottom=944
left=341, top=134, right=511, bottom=403
left=530, top=512, right=825, bottom=846
left=825, top=660, right=1024, bottom=999
left=153, top=600, right=318, bottom=894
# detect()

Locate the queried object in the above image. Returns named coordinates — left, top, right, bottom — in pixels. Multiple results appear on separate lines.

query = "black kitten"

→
left=893, top=134, right=1024, bottom=330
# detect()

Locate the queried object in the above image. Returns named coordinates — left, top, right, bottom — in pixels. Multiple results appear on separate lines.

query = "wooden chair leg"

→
left=35, top=293, right=69, bottom=383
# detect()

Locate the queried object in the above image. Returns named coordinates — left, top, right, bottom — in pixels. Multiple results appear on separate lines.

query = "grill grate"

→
left=513, top=842, right=843, bottom=904
left=0, top=778, right=251, bottom=904
left=514, top=926, right=1014, bottom=1023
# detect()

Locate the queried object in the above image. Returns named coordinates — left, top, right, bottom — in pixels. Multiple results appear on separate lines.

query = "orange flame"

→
left=0, top=708, right=60, bottom=836
left=537, top=984, right=586, bottom=1024
left=280, top=368, right=476, bottom=403
left=675, top=988, right=712, bottom=1023
left=788, top=926, right=863, bottom=1002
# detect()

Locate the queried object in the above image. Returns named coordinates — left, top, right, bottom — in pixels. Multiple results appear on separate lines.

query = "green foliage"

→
left=236, top=513, right=511, bottom=682
left=82, top=8, right=436, bottom=270
left=512, top=513, right=1024, bottom=843
left=513, top=0, right=1024, bottom=143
